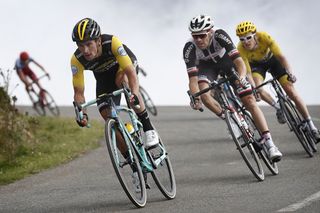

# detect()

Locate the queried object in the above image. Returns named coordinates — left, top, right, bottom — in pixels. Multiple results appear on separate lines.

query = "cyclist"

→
left=70, top=18, right=159, bottom=191
left=14, top=51, right=50, bottom=97
left=183, top=15, right=282, bottom=162
left=235, top=21, right=320, bottom=142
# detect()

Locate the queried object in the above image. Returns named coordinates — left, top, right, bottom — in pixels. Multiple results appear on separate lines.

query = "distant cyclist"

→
left=183, top=15, right=282, bottom=162
left=14, top=51, right=50, bottom=96
left=235, top=21, right=320, bottom=142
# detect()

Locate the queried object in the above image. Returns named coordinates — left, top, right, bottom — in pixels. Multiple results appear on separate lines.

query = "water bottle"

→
left=125, top=122, right=134, bottom=134
left=125, top=122, right=142, bottom=146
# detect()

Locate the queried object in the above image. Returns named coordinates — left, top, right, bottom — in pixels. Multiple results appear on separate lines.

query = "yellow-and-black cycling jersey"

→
left=237, top=31, right=288, bottom=84
left=70, top=34, right=137, bottom=111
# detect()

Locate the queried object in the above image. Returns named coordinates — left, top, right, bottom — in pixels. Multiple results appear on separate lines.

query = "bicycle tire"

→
left=225, top=111, right=265, bottom=181
left=281, top=99, right=313, bottom=157
left=105, top=119, right=147, bottom=208
left=302, top=125, right=317, bottom=153
left=150, top=135, right=176, bottom=200
left=243, top=110, right=279, bottom=175
left=42, top=90, right=60, bottom=116
left=139, top=86, right=157, bottom=116
left=28, top=90, right=46, bottom=116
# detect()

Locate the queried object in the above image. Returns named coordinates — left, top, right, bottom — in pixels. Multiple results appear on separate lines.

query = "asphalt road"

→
left=1, top=105, right=320, bottom=213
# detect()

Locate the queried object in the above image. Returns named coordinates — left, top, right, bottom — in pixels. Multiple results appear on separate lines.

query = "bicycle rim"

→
left=282, top=100, right=313, bottom=157
left=139, top=86, right=157, bottom=116
left=33, top=101, right=46, bottom=116
left=150, top=136, right=176, bottom=199
left=225, top=111, right=264, bottom=181
left=243, top=111, right=278, bottom=175
left=43, top=90, right=60, bottom=116
left=303, top=127, right=317, bottom=153
left=105, top=119, right=147, bottom=208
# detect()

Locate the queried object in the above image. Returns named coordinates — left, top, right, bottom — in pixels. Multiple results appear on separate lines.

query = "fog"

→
left=1, top=0, right=319, bottom=106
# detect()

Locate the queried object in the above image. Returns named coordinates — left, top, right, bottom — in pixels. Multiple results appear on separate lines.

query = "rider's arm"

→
left=71, top=55, right=86, bottom=113
left=124, top=64, right=140, bottom=95
left=233, top=57, right=248, bottom=80
left=32, top=59, right=49, bottom=75
left=267, top=33, right=294, bottom=75
left=111, top=36, right=140, bottom=95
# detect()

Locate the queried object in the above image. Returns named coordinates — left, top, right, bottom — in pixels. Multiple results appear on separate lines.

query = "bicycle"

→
left=255, top=76, right=317, bottom=157
left=189, top=75, right=279, bottom=181
left=26, top=74, right=60, bottom=116
left=75, top=86, right=176, bottom=208
left=138, top=68, right=158, bottom=116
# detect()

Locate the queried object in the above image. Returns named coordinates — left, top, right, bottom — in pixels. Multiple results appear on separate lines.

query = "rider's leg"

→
left=240, top=94, right=282, bottom=161
left=253, top=72, right=285, bottom=124
left=279, top=75, right=320, bottom=140
left=116, top=70, right=158, bottom=148
left=253, top=73, right=280, bottom=109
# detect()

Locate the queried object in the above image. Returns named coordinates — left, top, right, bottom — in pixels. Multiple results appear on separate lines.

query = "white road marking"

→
left=277, top=191, right=320, bottom=212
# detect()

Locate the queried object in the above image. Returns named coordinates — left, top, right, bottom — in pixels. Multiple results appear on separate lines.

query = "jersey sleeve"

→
left=70, top=54, right=85, bottom=89
left=214, top=29, right=240, bottom=61
left=111, top=36, right=133, bottom=71
left=183, top=42, right=198, bottom=77
left=264, top=32, right=282, bottom=57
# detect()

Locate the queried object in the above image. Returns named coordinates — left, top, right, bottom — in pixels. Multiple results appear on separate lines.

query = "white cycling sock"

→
left=262, top=132, right=275, bottom=148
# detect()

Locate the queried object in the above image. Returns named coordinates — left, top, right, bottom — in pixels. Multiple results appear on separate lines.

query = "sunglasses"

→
left=239, top=34, right=255, bottom=42
left=192, top=33, right=208, bottom=40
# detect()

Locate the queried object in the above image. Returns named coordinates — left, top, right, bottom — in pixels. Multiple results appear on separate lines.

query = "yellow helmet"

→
left=236, top=21, right=256, bottom=36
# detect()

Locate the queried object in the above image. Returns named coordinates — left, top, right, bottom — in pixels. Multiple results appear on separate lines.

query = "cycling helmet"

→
left=20, top=51, right=29, bottom=61
left=236, top=21, right=257, bottom=36
left=72, top=18, right=101, bottom=42
left=189, top=15, right=214, bottom=33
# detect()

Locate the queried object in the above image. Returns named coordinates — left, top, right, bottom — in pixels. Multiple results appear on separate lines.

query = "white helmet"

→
left=189, top=15, right=214, bottom=33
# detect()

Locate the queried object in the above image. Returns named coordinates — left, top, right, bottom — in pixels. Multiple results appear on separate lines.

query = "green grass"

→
left=0, top=116, right=104, bottom=185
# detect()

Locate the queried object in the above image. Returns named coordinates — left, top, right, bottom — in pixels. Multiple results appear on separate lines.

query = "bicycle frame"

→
left=79, top=88, right=167, bottom=173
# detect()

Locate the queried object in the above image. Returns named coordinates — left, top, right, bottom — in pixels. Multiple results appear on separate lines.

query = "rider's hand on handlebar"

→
left=129, top=93, right=140, bottom=109
left=73, top=101, right=89, bottom=127
left=76, top=113, right=89, bottom=127
left=190, top=97, right=202, bottom=110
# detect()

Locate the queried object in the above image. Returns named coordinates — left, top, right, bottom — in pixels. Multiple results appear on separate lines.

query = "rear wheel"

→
left=28, top=90, right=46, bottom=116
left=225, top=111, right=264, bottom=181
left=149, top=135, right=176, bottom=199
left=281, top=99, right=313, bottom=157
left=139, top=86, right=157, bottom=116
left=105, top=119, right=147, bottom=208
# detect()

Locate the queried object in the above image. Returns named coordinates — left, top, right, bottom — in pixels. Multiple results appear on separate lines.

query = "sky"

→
left=1, top=0, right=320, bottom=106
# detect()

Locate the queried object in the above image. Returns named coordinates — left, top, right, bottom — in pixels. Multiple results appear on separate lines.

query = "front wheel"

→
left=282, top=100, right=313, bottom=157
left=225, top=111, right=264, bottom=181
left=149, top=135, right=176, bottom=199
left=105, top=119, right=147, bottom=208
left=28, top=90, right=46, bottom=116
left=243, top=110, right=278, bottom=175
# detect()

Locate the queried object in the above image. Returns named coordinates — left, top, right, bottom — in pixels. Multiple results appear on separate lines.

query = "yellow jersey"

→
left=237, top=31, right=282, bottom=73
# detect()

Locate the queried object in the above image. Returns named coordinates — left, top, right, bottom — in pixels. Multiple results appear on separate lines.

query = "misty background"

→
left=1, top=0, right=319, bottom=106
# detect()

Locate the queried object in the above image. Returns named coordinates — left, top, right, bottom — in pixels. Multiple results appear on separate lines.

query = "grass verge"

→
left=0, top=116, right=104, bottom=185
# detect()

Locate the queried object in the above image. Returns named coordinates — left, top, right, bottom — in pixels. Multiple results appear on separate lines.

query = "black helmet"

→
left=72, top=18, right=101, bottom=42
